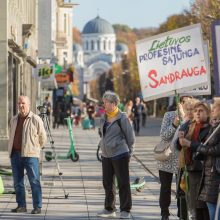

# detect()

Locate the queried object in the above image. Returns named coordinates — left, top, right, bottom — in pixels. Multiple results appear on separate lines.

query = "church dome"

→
left=82, top=16, right=114, bottom=34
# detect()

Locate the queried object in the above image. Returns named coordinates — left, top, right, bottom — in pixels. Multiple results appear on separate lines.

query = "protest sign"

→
left=136, top=24, right=208, bottom=101
left=181, top=41, right=211, bottom=96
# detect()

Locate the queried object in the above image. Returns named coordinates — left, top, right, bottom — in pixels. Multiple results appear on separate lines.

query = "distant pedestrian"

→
left=87, top=102, right=95, bottom=129
left=125, top=100, right=134, bottom=123
left=141, top=100, right=148, bottom=127
left=97, top=91, right=135, bottom=219
left=8, top=96, right=47, bottom=214
left=43, top=96, right=51, bottom=124
left=132, top=97, right=143, bottom=135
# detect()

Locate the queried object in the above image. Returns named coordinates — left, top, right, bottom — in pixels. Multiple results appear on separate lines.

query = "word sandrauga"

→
left=146, top=65, right=206, bottom=89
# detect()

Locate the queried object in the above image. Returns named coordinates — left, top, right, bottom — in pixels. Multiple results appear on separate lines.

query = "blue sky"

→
left=73, top=0, right=192, bottom=31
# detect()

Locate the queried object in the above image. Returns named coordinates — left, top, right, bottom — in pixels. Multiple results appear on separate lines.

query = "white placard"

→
left=136, top=24, right=208, bottom=101
left=181, top=41, right=211, bottom=96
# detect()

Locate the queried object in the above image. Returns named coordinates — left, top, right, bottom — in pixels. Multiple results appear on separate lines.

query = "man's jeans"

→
left=207, top=202, right=220, bottom=220
left=11, top=152, right=42, bottom=208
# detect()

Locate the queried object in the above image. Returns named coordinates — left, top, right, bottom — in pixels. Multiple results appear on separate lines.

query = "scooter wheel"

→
left=70, top=152, right=79, bottom=162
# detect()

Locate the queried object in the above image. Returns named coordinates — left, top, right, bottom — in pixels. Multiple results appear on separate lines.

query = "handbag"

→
left=154, top=139, right=172, bottom=162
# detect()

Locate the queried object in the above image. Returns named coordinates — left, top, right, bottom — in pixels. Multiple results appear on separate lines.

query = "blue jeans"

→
left=11, top=152, right=42, bottom=208
left=207, top=202, right=220, bottom=220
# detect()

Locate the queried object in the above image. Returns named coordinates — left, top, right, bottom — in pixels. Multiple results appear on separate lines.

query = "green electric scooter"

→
left=45, top=117, right=79, bottom=162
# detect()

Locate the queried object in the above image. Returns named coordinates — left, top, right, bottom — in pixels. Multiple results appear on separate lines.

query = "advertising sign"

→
left=136, top=24, right=208, bottom=101
left=34, top=64, right=57, bottom=89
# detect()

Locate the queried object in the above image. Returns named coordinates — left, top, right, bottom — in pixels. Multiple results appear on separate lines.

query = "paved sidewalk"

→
left=0, top=117, right=179, bottom=219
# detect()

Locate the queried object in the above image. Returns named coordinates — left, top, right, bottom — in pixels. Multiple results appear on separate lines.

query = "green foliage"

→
left=158, top=13, right=193, bottom=33
left=113, top=24, right=132, bottom=33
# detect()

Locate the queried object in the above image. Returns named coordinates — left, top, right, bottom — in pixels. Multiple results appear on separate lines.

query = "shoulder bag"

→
left=154, top=139, right=172, bottom=162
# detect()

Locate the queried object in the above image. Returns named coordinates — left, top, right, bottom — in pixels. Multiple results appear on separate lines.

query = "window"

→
left=91, top=40, right=94, bottom=50
left=97, top=40, right=100, bottom=50
left=108, top=41, right=111, bottom=50
left=64, top=14, right=67, bottom=33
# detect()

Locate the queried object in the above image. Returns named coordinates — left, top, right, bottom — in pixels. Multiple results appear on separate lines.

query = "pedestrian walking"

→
left=43, top=95, right=51, bottom=124
left=125, top=100, right=134, bottom=123
left=97, top=91, right=135, bottom=219
left=132, top=97, right=143, bottom=135
left=87, top=102, right=96, bottom=129
left=141, top=100, right=148, bottom=127
left=8, top=96, right=47, bottom=214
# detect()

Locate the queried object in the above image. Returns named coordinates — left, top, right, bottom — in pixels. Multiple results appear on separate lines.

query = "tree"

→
left=158, top=13, right=196, bottom=33
left=190, top=0, right=220, bottom=41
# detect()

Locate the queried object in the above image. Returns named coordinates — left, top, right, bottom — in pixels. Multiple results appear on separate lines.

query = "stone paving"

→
left=0, top=117, right=179, bottom=219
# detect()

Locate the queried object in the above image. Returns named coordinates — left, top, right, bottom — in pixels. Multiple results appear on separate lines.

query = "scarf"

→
left=179, top=121, right=204, bottom=168
left=106, top=106, right=119, bottom=120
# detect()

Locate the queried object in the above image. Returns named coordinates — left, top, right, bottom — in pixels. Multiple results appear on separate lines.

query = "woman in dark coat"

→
left=196, top=100, right=220, bottom=220
left=178, top=101, right=211, bottom=220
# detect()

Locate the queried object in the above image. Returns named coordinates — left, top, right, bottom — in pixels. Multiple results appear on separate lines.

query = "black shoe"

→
left=161, top=216, right=169, bottom=220
left=11, top=206, right=27, bottom=213
left=31, top=207, right=41, bottom=214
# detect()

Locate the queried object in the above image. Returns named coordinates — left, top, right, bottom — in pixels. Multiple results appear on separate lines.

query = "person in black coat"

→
left=177, top=101, right=211, bottom=220
left=196, top=100, right=220, bottom=220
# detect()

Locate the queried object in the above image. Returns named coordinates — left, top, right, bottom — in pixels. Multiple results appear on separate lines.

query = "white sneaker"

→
left=120, top=211, right=131, bottom=219
left=97, top=209, right=116, bottom=218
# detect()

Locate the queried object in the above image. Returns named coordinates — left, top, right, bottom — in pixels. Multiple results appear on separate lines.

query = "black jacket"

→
left=197, top=122, right=220, bottom=203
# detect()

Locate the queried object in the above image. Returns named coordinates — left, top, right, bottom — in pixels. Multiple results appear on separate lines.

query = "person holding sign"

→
left=178, top=101, right=210, bottom=220
left=157, top=96, right=192, bottom=220
left=157, top=108, right=180, bottom=220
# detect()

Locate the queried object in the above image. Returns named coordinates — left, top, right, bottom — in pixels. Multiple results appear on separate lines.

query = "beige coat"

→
left=8, top=111, right=47, bottom=158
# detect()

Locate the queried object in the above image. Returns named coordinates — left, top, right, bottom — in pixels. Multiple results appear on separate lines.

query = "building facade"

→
left=0, top=0, right=38, bottom=150
left=73, top=16, right=128, bottom=99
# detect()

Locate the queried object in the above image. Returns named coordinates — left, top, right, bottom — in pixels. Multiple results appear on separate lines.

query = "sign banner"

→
left=181, top=41, right=211, bottom=96
left=34, top=64, right=55, bottom=81
left=212, top=20, right=220, bottom=96
left=136, top=24, right=208, bottom=101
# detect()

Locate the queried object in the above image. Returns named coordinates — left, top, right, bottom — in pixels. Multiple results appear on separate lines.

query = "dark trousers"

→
left=133, top=117, right=140, bottom=134
left=102, top=156, right=132, bottom=212
left=159, top=170, right=173, bottom=217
